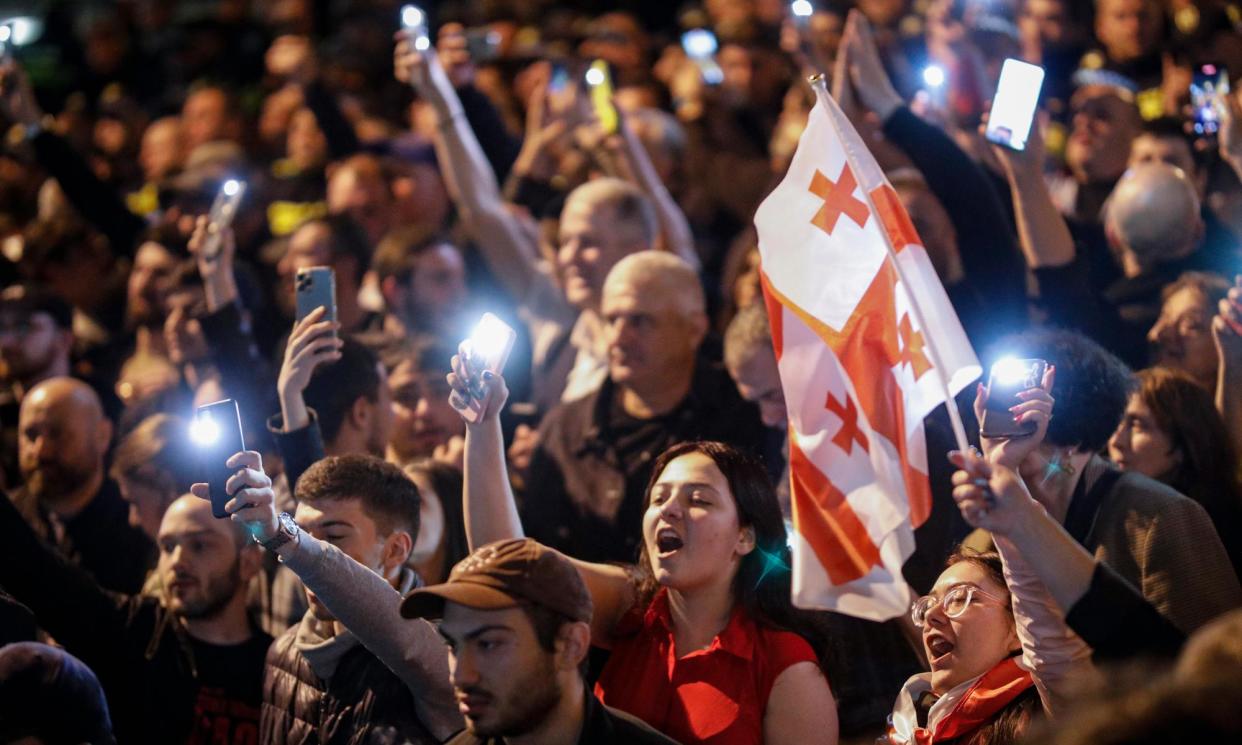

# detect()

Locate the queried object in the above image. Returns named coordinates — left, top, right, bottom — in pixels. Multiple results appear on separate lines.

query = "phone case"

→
left=196, top=399, right=246, bottom=519
left=295, top=267, right=337, bottom=325
left=460, top=313, right=517, bottom=424
left=980, top=359, right=1048, bottom=439
left=588, top=60, right=618, bottom=134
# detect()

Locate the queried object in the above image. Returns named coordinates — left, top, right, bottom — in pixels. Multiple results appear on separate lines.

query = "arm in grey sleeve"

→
left=278, top=533, right=463, bottom=739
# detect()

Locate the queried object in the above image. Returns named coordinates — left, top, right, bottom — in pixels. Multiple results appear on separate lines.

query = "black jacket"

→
left=10, top=478, right=154, bottom=595
left=443, top=689, right=680, bottom=745
left=260, top=621, right=437, bottom=745
left=524, top=360, right=764, bottom=563
left=0, top=488, right=270, bottom=744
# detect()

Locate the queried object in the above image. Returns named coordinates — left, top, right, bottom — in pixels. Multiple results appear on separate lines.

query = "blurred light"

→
left=682, top=29, right=717, bottom=59
left=469, top=314, right=512, bottom=362
left=1203, top=64, right=1217, bottom=76
left=585, top=67, right=605, bottom=86
left=991, top=357, right=1032, bottom=386
left=222, top=179, right=240, bottom=197
left=0, top=25, right=10, bottom=44
left=414, top=35, right=431, bottom=51
left=401, top=5, right=424, bottom=28
left=8, top=17, right=33, bottom=45
left=791, top=0, right=814, bottom=18
left=922, top=64, right=946, bottom=88
left=190, top=415, right=220, bottom=446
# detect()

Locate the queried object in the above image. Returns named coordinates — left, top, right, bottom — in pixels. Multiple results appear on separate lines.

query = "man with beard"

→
left=9, top=377, right=154, bottom=593
left=0, top=492, right=271, bottom=743
left=400, top=538, right=677, bottom=745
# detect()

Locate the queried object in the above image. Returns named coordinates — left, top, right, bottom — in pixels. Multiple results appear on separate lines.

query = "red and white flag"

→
left=754, top=84, right=980, bottom=621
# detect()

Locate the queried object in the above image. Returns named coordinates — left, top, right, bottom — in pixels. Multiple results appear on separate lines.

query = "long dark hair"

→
left=634, top=441, right=807, bottom=637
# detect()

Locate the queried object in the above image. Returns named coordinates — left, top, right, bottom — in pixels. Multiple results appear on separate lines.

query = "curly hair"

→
left=295, top=454, right=421, bottom=538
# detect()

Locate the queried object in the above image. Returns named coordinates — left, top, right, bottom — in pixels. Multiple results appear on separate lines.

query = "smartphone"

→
left=549, top=61, right=570, bottom=94
left=295, top=266, right=337, bottom=328
left=465, top=27, right=501, bottom=63
left=192, top=399, right=246, bottom=519
left=681, top=29, right=723, bottom=85
left=200, top=179, right=246, bottom=262
left=585, top=59, right=618, bottom=134
left=459, top=313, right=517, bottom=424
left=400, top=4, right=431, bottom=51
left=980, top=358, right=1048, bottom=439
left=1191, top=63, right=1229, bottom=136
left=985, top=58, right=1046, bottom=151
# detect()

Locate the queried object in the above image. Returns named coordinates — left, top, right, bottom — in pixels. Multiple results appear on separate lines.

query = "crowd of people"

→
left=1, top=0, right=1241, bottom=742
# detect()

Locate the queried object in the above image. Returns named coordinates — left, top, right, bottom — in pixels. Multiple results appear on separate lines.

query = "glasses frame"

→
left=910, top=583, right=1009, bottom=628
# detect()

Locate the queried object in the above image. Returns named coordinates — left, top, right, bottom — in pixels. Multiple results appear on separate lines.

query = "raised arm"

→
left=609, top=107, right=700, bottom=271
left=447, top=356, right=635, bottom=645
left=195, top=452, right=462, bottom=740
left=1213, top=276, right=1242, bottom=458
left=394, top=32, right=547, bottom=303
left=949, top=452, right=1098, bottom=715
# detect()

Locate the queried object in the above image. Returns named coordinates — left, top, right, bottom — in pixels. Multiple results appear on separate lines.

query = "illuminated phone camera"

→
left=922, top=65, right=946, bottom=89
left=401, top=5, right=431, bottom=51
left=468, top=314, right=513, bottom=364
left=190, top=414, right=221, bottom=446
left=682, top=29, right=718, bottom=59
left=584, top=66, right=606, bottom=87
left=991, top=357, right=1041, bottom=389
left=791, top=0, right=814, bottom=18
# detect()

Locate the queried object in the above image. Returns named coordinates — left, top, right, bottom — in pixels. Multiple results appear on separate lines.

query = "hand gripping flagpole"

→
left=809, top=74, right=972, bottom=455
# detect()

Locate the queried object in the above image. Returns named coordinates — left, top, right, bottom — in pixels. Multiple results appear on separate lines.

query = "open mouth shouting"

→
left=925, top=632, right=955, bottom=667
left=655, top=526, right=684, bottom=558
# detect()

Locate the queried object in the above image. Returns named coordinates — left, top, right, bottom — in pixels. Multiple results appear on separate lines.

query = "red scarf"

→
left=914, top=658, right=1034, bottom=745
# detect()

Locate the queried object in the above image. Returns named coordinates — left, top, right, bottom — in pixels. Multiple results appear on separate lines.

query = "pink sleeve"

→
left=995, top=534, right=1100, bottom=716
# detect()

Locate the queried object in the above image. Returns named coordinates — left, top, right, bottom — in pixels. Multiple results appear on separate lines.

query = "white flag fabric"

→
left=753, top=85, right=980, bottom=621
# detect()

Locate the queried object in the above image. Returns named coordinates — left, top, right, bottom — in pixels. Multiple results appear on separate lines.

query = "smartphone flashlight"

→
left=190, top=414, right=221, bottom=446
left=193, top=399, right=246, bottom=519
left=922, top=64, right=946, bottom=89
left=585, top=59, right=618, bottom=133
left=401, top=4, right=431, bottom=51
left=585, top=66, right=606, bottom=87
left=458, top=313, right=517, bottom=424
left=791, top=0, right=814, bottom=19
left=201, top=178, right=246, bottom=262
left=980, top=357, right=1048, bottom=440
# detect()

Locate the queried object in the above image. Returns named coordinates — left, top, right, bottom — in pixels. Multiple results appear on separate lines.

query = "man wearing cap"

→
left=403, top=538, right=679, bottom=745
left=216, top=451, right=677, bottom=744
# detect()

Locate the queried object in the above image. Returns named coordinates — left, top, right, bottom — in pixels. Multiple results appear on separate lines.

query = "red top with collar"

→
left=594, top=589, right=818, bottom=745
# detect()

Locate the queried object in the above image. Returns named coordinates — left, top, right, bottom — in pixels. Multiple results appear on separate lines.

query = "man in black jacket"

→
left=524, top=251, right=764, bottom=563
left=260, top=455, right=440, bottom=745
left=401, top=538, right=678, bottom=745
left=10, top=377, right=154, bottom=594
left=0, top=491, right=270, bottom=743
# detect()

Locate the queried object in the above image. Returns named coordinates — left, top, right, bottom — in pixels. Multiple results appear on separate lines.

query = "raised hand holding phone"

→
left=191, top=399, right=247, bottom=519
left=984, top=58, right=1046, bottom=151
left=974, top=360, right=1056, bottom=470
left=200, top=179, right=246, bottom=264
left=448, top=313, right=515, bottom=424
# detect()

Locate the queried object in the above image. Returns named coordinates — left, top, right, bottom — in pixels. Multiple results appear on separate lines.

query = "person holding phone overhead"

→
left=446, top=349, right=838, bottom=745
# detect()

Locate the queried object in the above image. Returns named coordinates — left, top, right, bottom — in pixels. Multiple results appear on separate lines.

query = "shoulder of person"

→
left=602, top=703, right=681, bottom=744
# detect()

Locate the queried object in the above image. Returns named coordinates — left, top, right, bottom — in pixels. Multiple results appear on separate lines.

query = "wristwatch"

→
left=257, top=512, right=300, bottom=552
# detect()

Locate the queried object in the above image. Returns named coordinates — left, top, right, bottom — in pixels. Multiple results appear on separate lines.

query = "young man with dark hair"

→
left=372, top=226, right=468, bottom=342
left=260, top=454, right=442, bottom=744
left=381, top=337, right=465, bottom=465
left=276, top=214, right=378, bottom=334
left=191, top=451, right=461, bottom=741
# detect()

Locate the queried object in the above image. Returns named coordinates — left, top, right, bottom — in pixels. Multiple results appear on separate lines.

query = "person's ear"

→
left=735, top=524, right=756, bottom=557
left=381, top=530, right=413, bottom=576
left=555, top=621, right=592, bottom=673
left=349, top=395, right=372, bottom=430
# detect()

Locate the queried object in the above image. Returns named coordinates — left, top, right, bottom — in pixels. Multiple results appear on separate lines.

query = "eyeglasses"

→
left=910, top=583, right=1009, bottom=628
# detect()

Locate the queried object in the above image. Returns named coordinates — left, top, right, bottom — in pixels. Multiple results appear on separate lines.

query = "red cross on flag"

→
left=754, top=80, right=980, bottom=621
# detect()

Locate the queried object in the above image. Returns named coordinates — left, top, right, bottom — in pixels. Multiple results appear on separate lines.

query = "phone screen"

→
left=981, top=358, right=1047, bottom=439
left=192, top=399, right=246, bottom=519
left=985, top=58, right=1046, bottom=151
left=459, top=313, right=517, bottom=424
left=549, top=62, right=570, bottom=93
left=1191, top=63, right=1229, bottom=136
left=585, top=59, right=617, bottom=134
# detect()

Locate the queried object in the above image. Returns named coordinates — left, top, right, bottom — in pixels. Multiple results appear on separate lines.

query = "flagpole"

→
left=809, top=74, right=972, bottom=455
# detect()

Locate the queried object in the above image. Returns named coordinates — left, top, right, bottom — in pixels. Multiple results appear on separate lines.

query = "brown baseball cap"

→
left=400, top=538, right=593, bottom=623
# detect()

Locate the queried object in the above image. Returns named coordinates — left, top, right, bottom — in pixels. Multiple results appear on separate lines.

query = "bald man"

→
left=0, top=492, right=270, bottom=742
left=9, top=377, right=153, bottom=593
left=1105, top=163, right=1204, bottom=278
left=523, top=252, right=764, bottom=562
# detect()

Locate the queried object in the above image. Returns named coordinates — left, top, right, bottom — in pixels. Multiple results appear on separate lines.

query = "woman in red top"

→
left=449, top=367, right=838, bottom=745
